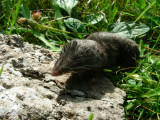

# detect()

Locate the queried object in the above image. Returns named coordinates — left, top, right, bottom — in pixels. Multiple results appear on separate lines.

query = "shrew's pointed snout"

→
left=51, top=70, right=61, bottom=76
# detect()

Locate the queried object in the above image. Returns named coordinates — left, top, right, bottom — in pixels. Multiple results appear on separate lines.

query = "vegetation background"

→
left=0, top=0, right=160, bottom=119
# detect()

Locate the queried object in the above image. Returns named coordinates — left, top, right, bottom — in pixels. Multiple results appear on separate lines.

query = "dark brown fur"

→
left=86, top=32, right=140, bottom=67
left=52, top=32, right=140, bottom=76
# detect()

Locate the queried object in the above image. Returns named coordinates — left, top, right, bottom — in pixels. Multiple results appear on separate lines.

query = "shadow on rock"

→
left=57, top=72, right=115, bottom=102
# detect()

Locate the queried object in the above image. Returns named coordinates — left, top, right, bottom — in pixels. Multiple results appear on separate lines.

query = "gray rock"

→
left=0, top=34, right=126, bottom=120
left=0, top=87, right=53, bottom=119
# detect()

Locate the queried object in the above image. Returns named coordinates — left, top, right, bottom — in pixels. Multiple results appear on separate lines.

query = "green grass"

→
left=0, top=64, right=4, bottom=77
left=0, top=0, right=160, bottom=119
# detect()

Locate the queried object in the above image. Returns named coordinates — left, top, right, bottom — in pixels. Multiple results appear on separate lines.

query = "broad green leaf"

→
left=33, top=30, right=60, bottom=52
left=51, top=0, right=66, bottom=31
left=83, top=14, right=104, bottom=25
left=51, top=0, right=62, bottom=19
left=141, top=87, right=160, bottom=98
left=57, top=0, right=78, bottom=15
left=20, top=4, right=31, bottom=19
left=64, top=18, right=87, bottom=33
left=109, top=21, right=150, bottom=38
left=128, top=80, right=136, bottom=85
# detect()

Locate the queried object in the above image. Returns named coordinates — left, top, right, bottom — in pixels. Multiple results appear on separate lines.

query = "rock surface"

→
left=0, top=34, right=126, bottom=120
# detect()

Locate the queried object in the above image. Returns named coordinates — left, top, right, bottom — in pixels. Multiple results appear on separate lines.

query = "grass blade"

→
left=135, top=0, right=156, bottom=23
left=88, top=113, right=94, bottom=120
left=0, top=64, right=4, bottom=77
left=141, top=87, right=160, bottom=98
left=20, top=4, right=31, bottom=19
left=9, top=0, right=22, bottom=34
